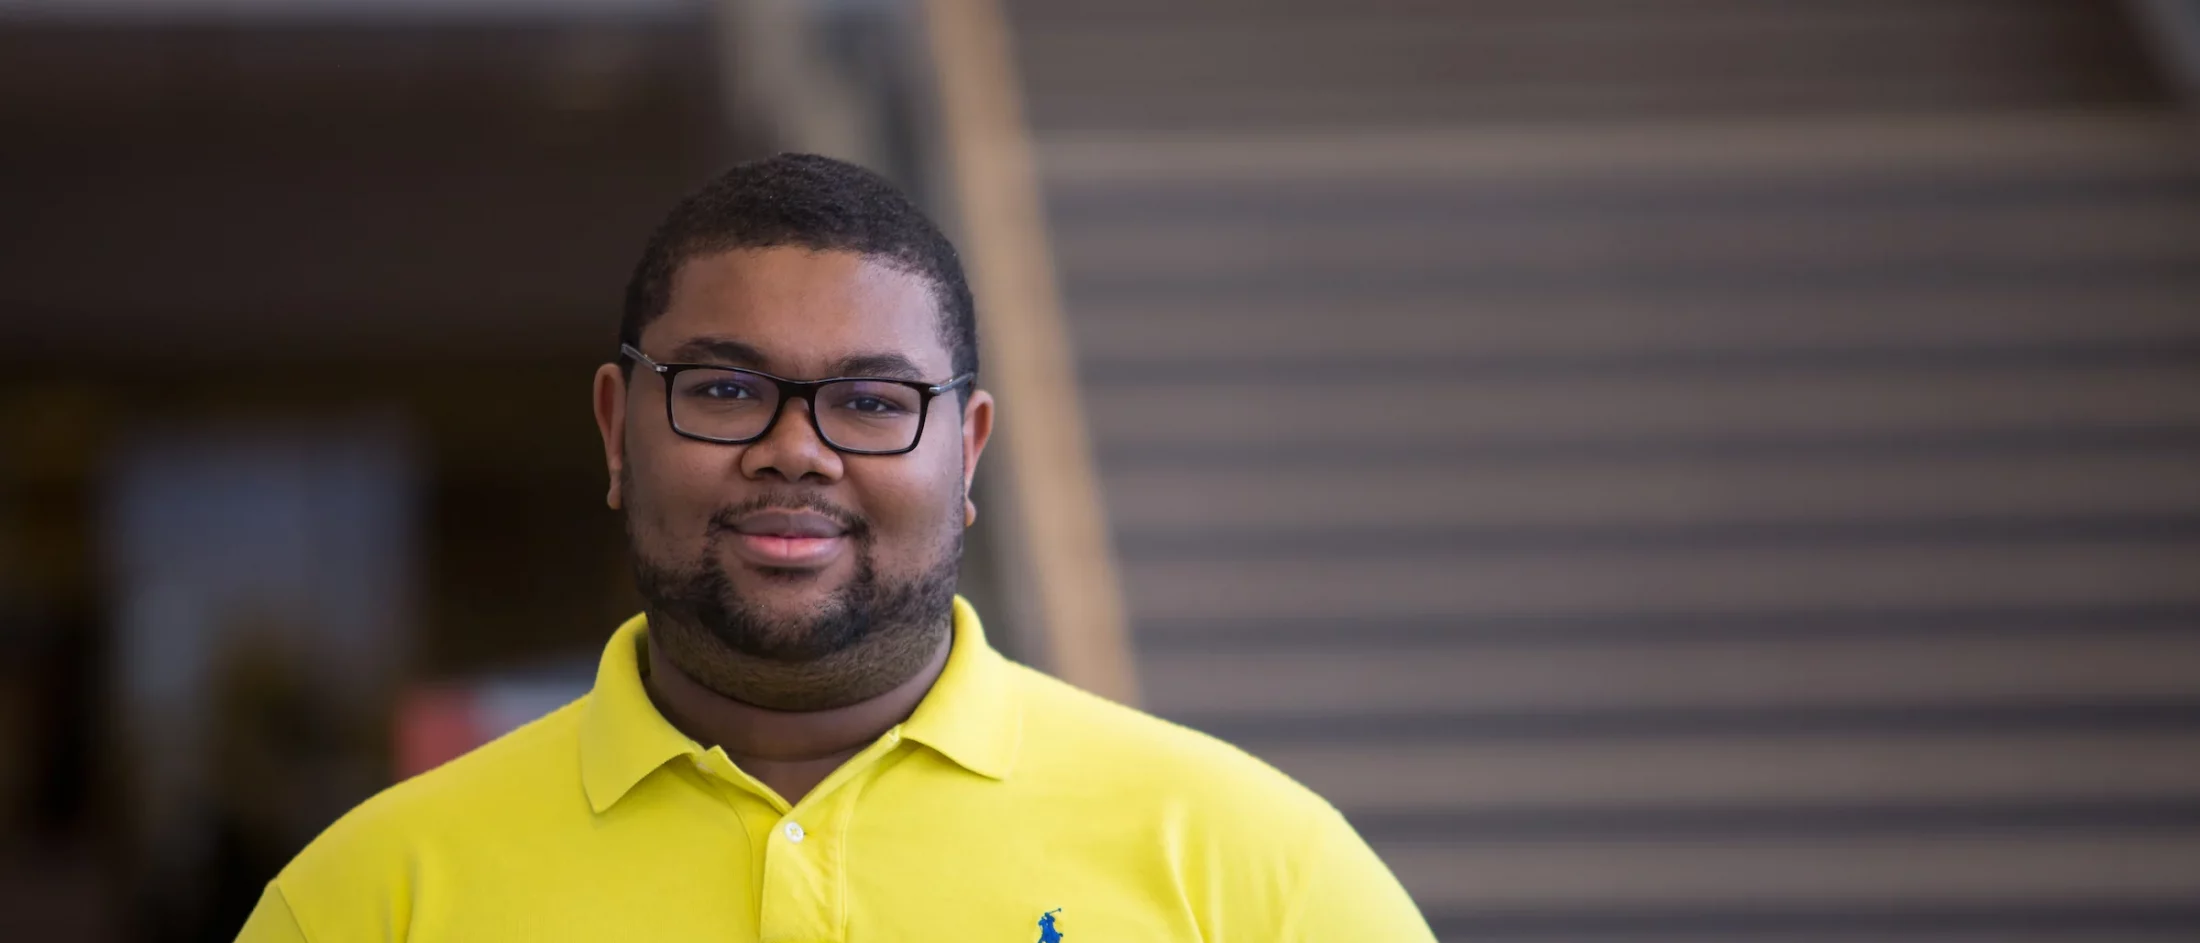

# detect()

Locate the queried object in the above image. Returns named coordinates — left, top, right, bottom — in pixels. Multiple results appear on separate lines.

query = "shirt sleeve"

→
left=234, top=883, right=313, bottom=943
left=1278, top=807, right=1438, bottom=943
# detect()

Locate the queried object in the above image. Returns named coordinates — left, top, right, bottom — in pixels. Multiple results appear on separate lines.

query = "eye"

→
left=845, top=395, right=906, bottom=415
left=685, top=377, right=763, bottom=401
left=824, top=381, right=921, bottom=418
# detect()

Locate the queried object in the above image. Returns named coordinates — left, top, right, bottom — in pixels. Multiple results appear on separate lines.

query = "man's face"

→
left=593, top=247, right=991, bottom=669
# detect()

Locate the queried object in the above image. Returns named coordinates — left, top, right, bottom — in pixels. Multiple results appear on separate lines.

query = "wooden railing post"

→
left=920, top=0, right=1139, bottom=704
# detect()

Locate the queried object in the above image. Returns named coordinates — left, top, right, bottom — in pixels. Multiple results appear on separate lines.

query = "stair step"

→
left=1142, top=632, right=2200, bottom=720
left=1067, top=288, right=2200, bottom=368
left=1120, top=542, right=2200, bottom=623
left=1010, top=0, right=2160, bottom=129
left=1035, top=115, right=2198, bottom=184
left=1050, top=203, right=2200, bottom=286
left=1084, top=364, right=2200, bottom=451
left=1382, top=830, right=2200, bottom=909
left=1247, top=732, right=2200, bottom=815
left=1104, top=451, right=2200, bottom=535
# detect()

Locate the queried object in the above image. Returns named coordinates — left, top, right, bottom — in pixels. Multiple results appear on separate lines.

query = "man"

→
left=237, top=154, right=1433, bottom=942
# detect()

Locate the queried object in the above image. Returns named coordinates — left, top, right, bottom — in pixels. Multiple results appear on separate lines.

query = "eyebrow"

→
left=666, top=336, right=931, bottom=381
left=667, top=336, right=769, bottom=368
left=828, top=352, right=927, bottom=381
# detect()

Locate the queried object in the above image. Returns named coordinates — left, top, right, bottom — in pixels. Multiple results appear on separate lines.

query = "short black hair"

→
left=620, top=153, right=978, bottom=391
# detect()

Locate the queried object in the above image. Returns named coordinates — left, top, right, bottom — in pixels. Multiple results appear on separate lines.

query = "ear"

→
left=959, top=388, right=995, bottom=527
left=592, top=363, right=630, bottom=510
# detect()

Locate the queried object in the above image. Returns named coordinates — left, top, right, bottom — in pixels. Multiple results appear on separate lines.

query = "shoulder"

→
left=315, top=695, right=588, bottom=845
left=272, top=698, right=590, bottom=914
left=1007, top=663, right=1341, bottom=838
left=1005, top=666, right=1427, bottom=939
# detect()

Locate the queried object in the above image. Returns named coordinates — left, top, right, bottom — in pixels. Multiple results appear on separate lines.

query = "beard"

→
left=625, top=489, right=961, bottom=684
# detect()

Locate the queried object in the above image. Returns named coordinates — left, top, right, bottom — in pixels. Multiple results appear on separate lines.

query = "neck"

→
left=642, top=627, right=951, bottom=801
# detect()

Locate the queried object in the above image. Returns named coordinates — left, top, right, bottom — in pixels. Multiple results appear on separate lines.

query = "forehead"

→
left=646, top=247, right=950, bottom=376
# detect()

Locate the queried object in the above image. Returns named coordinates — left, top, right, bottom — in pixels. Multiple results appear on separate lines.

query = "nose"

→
left=736, top=396, right=845, bottom=483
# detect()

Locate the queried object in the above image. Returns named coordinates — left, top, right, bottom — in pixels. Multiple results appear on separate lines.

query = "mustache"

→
left=706, top=493, right=870, bottom=540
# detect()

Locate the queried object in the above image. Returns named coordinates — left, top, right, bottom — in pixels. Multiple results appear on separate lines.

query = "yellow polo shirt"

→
left=237, top=597, right=1432, bottom=942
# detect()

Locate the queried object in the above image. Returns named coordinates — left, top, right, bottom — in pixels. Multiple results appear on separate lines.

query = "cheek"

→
left=852, top=459, right=966, bottom=543
left=629, top=445, right=728, bottom=542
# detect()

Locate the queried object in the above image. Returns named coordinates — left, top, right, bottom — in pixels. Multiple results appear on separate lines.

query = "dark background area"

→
left=1, top=7, right=750, bottom=939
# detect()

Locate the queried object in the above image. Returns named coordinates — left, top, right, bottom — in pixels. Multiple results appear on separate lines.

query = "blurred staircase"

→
left=1001, top=0, right=2200, bottom=938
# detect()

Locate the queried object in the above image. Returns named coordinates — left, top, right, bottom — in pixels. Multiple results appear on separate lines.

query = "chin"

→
left=729, top=561, right=853, bottom=598
left=723, top=567, right=855, bottom=615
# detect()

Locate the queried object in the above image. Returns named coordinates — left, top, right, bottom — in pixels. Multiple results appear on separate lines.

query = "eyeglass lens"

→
left=669, top=368, right=927, bottom=452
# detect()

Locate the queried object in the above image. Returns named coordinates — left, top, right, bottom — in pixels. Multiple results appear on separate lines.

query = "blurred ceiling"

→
left=0, top=0, right=690, bottom=20
left=0, top=5, right=733, bottom=363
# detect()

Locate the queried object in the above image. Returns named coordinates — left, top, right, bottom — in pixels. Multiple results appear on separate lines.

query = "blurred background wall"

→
left=3, top=1, right=2200, bottom=941
left=0, top=1, right=952, bottom=938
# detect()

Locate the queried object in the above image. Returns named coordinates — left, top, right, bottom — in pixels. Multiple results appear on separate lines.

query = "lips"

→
left=730, top=511, right=848, bottom=539
left=721, top=507, right=856, bottom=569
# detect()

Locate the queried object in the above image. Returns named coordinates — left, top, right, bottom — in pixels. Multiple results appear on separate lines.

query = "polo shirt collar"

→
left=578, top=595, right=1022, bottom=813
left=578, top=612, right=700, bottom=814
left=900, top=595, right=1023, bottom=781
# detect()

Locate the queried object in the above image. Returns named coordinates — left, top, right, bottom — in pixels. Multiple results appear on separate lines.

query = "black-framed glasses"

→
left=621, top=343, right=974, bottom=456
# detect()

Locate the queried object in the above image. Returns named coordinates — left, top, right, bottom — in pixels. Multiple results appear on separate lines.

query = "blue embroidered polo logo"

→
left=1034, top=908, right=1064, bottom=943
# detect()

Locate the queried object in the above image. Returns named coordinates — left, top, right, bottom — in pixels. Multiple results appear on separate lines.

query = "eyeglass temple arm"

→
left=618, top=343, right=663, bottom=370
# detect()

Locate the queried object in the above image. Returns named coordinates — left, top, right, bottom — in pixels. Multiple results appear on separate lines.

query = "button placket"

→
left=757, top=736, right=908, bottom=943
left=758, top=811, right=835, bottom=943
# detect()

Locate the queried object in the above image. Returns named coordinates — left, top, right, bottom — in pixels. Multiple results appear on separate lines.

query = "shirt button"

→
left=783, top=822, right=806, bottom=843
